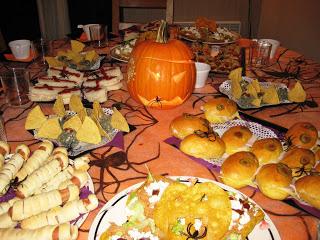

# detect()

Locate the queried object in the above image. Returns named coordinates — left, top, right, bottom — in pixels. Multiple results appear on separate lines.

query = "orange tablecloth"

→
left=1, top=38, right=319, bottom=240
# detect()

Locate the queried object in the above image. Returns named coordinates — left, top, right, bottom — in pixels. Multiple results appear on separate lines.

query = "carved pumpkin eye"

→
left=172, top=71, right=186, bottom=84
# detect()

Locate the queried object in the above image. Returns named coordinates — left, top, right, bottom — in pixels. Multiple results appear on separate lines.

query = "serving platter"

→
left=33, top=108, right=119, bottom=156
left=88, top=176, right=281, bottom=240
left=179, top=27, right=239, bottom=45
left=109, top=45, right=130, bottom=63
left=219, top=77, right=292, bottom=109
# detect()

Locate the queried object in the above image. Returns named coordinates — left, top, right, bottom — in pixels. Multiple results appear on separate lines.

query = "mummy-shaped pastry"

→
left=0, top=144, right=29, bottom=195
left=17, top=153, right=69, bottom=198
left=0, top=223, right=78, bottom=240
left=0, top=154, right=4, bottom=170
left=58, top=170, right=88, bottom=190
left=9, top=184, right=79, bottom=221
left=73, top=155, right=90, bottom=171
left=0, top=141, right=10, bottom=158
left=21, top=194, right=98, bottom=229
left=16, top=140, right=54, bottom=181
left=36, top=166, right=74, bottom=194
left=0, top=197, right=19, bottom=215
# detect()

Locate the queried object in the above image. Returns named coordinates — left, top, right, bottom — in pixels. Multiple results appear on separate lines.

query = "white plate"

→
left=33, top=108, right=119, bottom=156
left=219, top=77, right=292, bottom=109
left=88, top=176, right=281, bottom=240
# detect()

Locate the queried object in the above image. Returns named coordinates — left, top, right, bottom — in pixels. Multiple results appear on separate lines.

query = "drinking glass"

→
left=89, top=24, right=108, bottom=48
left=0, top=68, right=30, bottom=107
left=32, top=38, right=49, bottom=66
left=249, top=39, right=272, bottom=67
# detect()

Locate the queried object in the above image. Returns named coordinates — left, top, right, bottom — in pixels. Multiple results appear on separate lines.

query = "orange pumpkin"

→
left=127, top=20, right=196, bottom=109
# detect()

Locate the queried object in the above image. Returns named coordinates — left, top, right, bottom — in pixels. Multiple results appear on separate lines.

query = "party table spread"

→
left=0, top=31, right=320, bottom=240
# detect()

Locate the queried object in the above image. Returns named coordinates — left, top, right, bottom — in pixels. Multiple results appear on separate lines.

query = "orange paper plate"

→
left=4, top=50, right=38, bottom=62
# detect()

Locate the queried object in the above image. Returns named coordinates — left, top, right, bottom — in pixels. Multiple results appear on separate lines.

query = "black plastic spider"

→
left=59, top=67, right=70, bottom=79
left=148, top=96, right=163, bottom=108
left=181, top=223, right=207, bottom=240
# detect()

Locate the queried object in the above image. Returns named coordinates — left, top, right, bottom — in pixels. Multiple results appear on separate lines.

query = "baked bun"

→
left=280, top=148, right=315, bottom=178
left=251, top=138, right=283, bottom=165
left=295, top=175, right=320, bottom=209
left=220, top=151, right=259, bottom=189
left=285, top=122, right=318, bottom=149
left=203, top=97, right=239, bottom=123
left=169, top=114, right=208, bottom=139
left=256, top=163, right=292, bottom=200
left=180, top=132, right=225, bottom=159
left=222, top=125, right=253, bottom=154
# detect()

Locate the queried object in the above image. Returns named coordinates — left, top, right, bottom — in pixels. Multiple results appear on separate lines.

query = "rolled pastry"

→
left=36, top=166, right=74, bottom=194
left=0, top=197, right=19, bottom=215
left=0, top=145, right=28, bottom=195
left=21, top=194, right=98, bottom=229
left=15, top=144, right=31, bottom=161
left=0, top=154, right=4, bottom=170
left=10, top=184, right=79, bottom=221
left=52, top=147, right=68, bottom=157
left=16, top=140, right=54, bottom=181
left=0, top=211, right=17, bottom=228
left=0, top=141, right=10, bottom=158
left=17, top=153, right=69, bottom=198
left=73, top=155, right=90, bottom=171
left=58, top=170, right=88, bottom=190
left=0, top=223, right=78, bottom=240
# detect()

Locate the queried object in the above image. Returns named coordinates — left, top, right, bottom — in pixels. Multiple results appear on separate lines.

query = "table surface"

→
left=0, top=36, right=320, bottom=240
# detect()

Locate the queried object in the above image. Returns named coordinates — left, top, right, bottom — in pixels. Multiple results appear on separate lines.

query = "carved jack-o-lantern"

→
left=127, top=20, right=196, bottom=109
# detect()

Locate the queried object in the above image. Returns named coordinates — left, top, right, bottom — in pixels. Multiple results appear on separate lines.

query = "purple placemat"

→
left=106, top=131, right=124, bottom=150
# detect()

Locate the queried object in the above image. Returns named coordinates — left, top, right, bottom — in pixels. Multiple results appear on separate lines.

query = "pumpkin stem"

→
left=156, top=20, right=169, bottom=43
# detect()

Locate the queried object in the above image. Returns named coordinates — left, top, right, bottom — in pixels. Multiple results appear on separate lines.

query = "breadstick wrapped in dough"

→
left=0, top=144, right=29, bottom=195
left=21, top=194, right=98, bottom=229
left=0, top=154, right=4, bottom=170
left=16, top=140, right=54, bottom=181
left=36, top=166, right=74, bottom=194
left=58, top=170, right=88, bottom=190
left=0, top=223, right=78, bottom=240
left=73, top=155, right=90, bottom=171
left=0, top=210, right=17, bottom=228
left=0, top=141, right=10, bottom=158
left=11, top=184, right=79, bottom=221
left=17, top=153, right=69, bottom=198
left=0, top=197, right=19, bottom=215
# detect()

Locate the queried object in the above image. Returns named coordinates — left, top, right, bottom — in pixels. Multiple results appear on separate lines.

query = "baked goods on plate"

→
left=285, top=122, right=318, bottom=150
left=89, top=175, right=280, bottom=240
left=251, top=138, right=283, bottom=165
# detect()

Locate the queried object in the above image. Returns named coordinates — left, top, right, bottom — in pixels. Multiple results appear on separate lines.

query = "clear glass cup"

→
left=89, top=24, right=108, bottom=48
left=31, top=38, right=49, bottom=66
left=0, top=68, right=30, bottom=107
left=249, top=39, right=272, bottom=67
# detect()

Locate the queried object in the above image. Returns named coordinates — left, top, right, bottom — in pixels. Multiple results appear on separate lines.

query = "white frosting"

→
left=128, top=228, right=159, bottom=240
left=194, top=219, right=202, bottom=231
left=144, top=180, right=169, bottom=205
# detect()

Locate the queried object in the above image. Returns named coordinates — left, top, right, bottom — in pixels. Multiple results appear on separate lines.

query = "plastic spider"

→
left=181, top=223, right=207, bottom=240
left=148, top=96, right=163, bottom=108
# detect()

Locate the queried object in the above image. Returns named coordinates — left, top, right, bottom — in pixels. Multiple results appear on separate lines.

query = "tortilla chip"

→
left=71, top=40, right=85, bottom=53
left=92, top=101, right=103, bottom=119
left=69, top=95, right=84, bottom=113
left=84, top=50, right=99, bottom=62
left=262, top=86, right=280, bottom=104
left=231, top=79, right=242, bottom=99
left=63, top=115, right=82, bottom=132
left=76, top=116, right=101, bottom=144
left=252, top=79, right=261, bottom=93
left=37, top=117, right=62, bottom=139
left=25, top=105, right=47, bottom=130
left=288, top=81, right=306, bottom=103
left=78, top=108, right=88, bottom=122
left=91, top=114, right=109, bottom=138
left=45, top=57, right=63, bottom=67
left=111, top=108, right=130, bottom=132
left=247, top=83, right=258, bottom=98
left=53, top=96, right=66, bottom=117
left=228, top=67, right=242, bottom=82
left=251, top=97, right=262, bottom=107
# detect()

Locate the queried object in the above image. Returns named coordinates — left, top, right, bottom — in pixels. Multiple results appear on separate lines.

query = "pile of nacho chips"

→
left=45, top=40, right=99, bottom=70
left=25, top=95, right=129, bottom=146
left=228, top=67, right=306, bottom=107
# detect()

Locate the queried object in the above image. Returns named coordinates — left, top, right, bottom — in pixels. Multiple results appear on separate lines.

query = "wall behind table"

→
left=122, top=0, right=262, bottom=38
left=258, top=0, right=320, bottom=62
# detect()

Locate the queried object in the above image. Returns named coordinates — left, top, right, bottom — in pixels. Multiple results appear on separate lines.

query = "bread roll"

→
left=169, top=114, right=208, bottom=139
left=280, top=148, right=315, bottom=178
left=285, top=122, right=318, bottom=149
left=222, top=125, right=253, bottom=154
left=220, top=151, right=259, bottom=189
left=251, top=138, right=283, bottom=165
left=256, top=163, right=292, bottom=200
left=295, top=175, right=320, bottom=209
left=203, top=97, right=239, bottom=123
left=180, top=132, right=225, bottom=159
